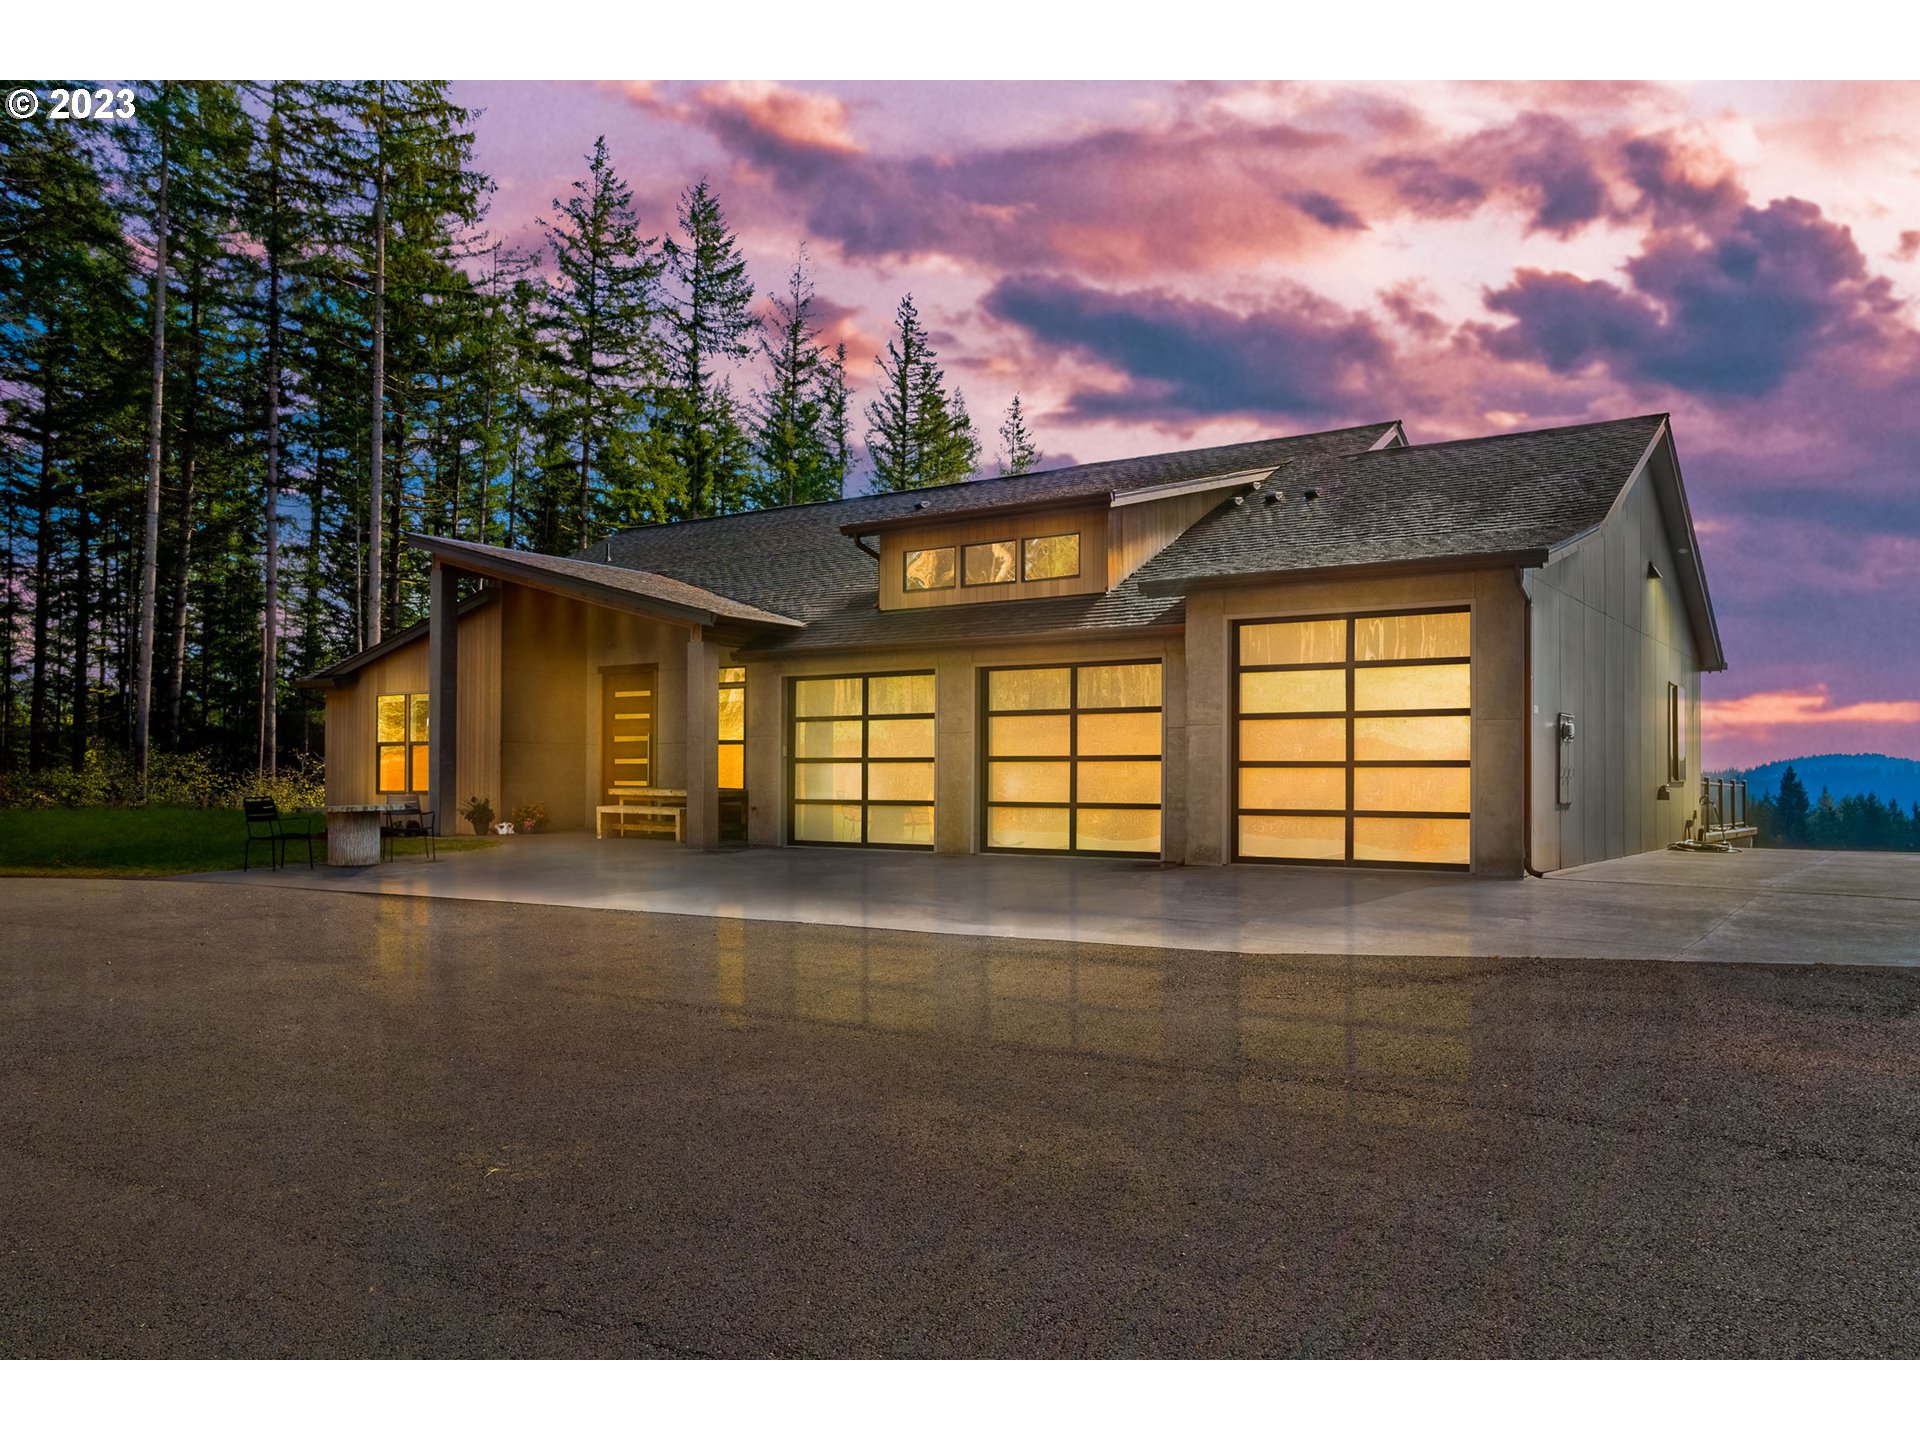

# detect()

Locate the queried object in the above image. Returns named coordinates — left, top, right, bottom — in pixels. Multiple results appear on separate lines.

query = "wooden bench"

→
left=596, top=804, right=685, bottom=842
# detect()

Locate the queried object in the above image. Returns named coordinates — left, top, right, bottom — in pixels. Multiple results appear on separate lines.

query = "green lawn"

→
left=0, top=806, right=496, bottom=876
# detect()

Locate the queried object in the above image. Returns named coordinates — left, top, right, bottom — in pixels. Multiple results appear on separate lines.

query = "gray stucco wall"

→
left=1526, top=465, right=1704, bottom=871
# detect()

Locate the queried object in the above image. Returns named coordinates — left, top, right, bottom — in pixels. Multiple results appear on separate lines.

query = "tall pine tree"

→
left=663, top=180, right=755, bottom=519
left=866, top=294, right=976, bottom=491
left=997, top=393, right=1042, bottom=475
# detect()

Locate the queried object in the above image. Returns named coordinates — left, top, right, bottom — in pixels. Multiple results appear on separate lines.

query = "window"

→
left=903, top=547, right=956, bottom=591
left=718, top=667, right=746, bottom=790
left=1022, top=533, right=1079, bottom=582
left=963, top=539, right=1018, bottom=586
left=983, top=661, right=1162, bottom=856
left=376, top=691, right=428, bottom=794
left=790, top=672, right=936, bottom=847
left=1235, top=609, right=1471, bottom=868
left=1667, top=682, right=1687, bottom=783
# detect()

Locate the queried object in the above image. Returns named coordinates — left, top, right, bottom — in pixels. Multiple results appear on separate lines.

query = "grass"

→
left=0, top=806, right=497, bottom=877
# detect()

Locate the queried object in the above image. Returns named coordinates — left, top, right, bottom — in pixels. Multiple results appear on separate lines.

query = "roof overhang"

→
left=1135, top=548, right=1551, bottom=598
left=1541, top=418, right=1727, bottom=672
left=293, top=590, right=495, bottom=690
left=841, top=492, right=1113, bottom=538
left=407, top=534, right=803, bottom=638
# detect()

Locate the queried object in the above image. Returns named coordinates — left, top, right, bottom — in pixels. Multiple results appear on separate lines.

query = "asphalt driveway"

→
left=3, top=878, right=1918, bottom=1357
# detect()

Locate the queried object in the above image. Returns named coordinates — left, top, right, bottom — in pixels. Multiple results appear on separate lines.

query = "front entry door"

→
left=602, top=665, right=657, bottom=796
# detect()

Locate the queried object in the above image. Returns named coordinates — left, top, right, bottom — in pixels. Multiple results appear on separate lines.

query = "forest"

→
left=1743, top=766, right=1920, bottom=853
left=0, top=80, right=1036, bottom=800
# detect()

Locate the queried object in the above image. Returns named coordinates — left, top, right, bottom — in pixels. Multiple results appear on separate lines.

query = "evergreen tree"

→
left=537, top=136, right=658, bottom=549
left=997, top=392, right=1042, bottom=475
left=1775, top=763, right=1810, bottom=844
left=663, top=180, right=756, bottom=519
left=750, top=248, right=841, bottom=509
left=865, top=294, right=976, bottom=491
left=820, top=342, right=852, bottom=499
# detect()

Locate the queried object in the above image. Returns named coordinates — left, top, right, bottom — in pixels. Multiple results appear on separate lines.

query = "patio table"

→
left=325, top=804, right=388, bottom=866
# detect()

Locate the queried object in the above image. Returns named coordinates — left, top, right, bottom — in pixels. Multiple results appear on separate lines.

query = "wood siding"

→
left=878, top=505, right=1109, bottom=609
left=322, top=598, right=500, bottom=827
left=1107, top=489, right=1238, bottom=589
left=1526, top=464, right=1702, bottom=871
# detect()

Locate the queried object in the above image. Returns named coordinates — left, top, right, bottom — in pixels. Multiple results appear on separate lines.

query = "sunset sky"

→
left=451, top=79, right=1920, bottom=769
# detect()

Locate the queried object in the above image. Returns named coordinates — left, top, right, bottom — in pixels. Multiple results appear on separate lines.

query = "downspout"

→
left=852, top=535, right=880, bottom=560
left=1517, top=565, right=1548, bottom=879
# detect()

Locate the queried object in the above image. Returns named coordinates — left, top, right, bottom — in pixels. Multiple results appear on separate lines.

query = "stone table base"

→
left=325, top=807, right=385, bottom=866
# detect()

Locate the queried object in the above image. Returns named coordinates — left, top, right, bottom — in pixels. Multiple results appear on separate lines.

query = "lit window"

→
left=903, top=547, right=955, bottom=591
left=376, top=692, right=428, bottom=794
left=1021, top=533, right=1079, bottom=581
left=963, top=540, right=1018, bottom=586
left=718, top=667, right=745, bottom=790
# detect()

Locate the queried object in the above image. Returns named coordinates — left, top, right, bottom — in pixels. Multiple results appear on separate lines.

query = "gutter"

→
left=1518, top=565, right=1548, bottom=879
left=1137, top=548, right=1552, bottom=598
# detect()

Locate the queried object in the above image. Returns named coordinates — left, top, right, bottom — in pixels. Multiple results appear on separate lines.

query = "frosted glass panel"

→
left=795, top=677, right=863, bottom=717
left=866, top=761, right=934, bottom=802
left=793, top=803, right=862, bottom=843
left=1240, top=668, right=1346, bottom=714
left=990, top=713, right=1071, bottom=756
left=988, top=668, right=1070, bottom=712
left=717, top=684, right=745, bottom=741
left=1354, top=611, right=1470, bottom=662
left=964, top=540, right=1017, bottom=585
left=1354, top=714, right=1471, bottom=762
left=1239, top=618, right=1346, bottom=666
left=719, top=666, right=745, bottom=684
left=378, top=744, right=407, bottom=792
left=989, top=761, right=1070, bottom=804
left=1353, top=817, right=1470, bottom=865
left=1239, top=814, right=1346, bottom=860
left=868, top=717, right=934, bottom=758
left=793, top=719, right=862, bottom=757
left=1239, top=766, right=1346, bottom=812
left=1354, top=767, right=1471, bottom=814
left=904, top=547, right=955, bottom=590
left=411, top=745, right=429, bottom=792
left=717, top=744, right=744, bottom=790
left=1238, top=717, right=1346, bottom=763
left=1077, top=663, right=1161, bottom=710
left=869, top=673, right=935, bottom=714
left=793, top=762, right=863, bottom=801
left=1076, top=760, right=1161, bottom=805
left=408, top=694, right=430, bottom=741
left=988, top=807, right=1070, bottom=850
left=1022, top=533, right=1080, bottom=580
left=377, top=695, right=405, bottom=743
left=1077, top=711, right=1161, bottom=757
left=867, top=805, right=935, bottom=847
left=1354, top=663, right=1470, bottom=712
left=1076, top=808, right=1160, bottom=854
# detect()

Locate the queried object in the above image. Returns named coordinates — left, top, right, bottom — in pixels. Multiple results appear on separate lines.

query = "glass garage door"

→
left=982, top=661, right=1163, bottom=857
left=1234, top=609, right=1471, bottom=868
left=790, top=672, right=936, bottom=848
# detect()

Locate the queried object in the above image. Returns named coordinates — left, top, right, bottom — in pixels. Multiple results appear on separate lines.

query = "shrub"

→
left=0, top=748, right=326, bottom=812
left=508, top=801, right=548, bottom=834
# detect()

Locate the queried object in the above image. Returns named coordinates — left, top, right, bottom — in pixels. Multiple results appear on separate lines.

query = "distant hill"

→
left=1711, top=753, right=1920, bottom=808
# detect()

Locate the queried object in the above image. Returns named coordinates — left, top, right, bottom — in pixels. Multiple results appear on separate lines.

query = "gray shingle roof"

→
left=1133, top=414, right=1668, bottom=593
left=586, top=422, right=1401, bottom=653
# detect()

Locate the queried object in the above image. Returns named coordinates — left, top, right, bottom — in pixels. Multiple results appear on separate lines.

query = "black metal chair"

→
left=242, top=798, right=324, bottom=871
left=381, top=794, right=438, bottom=862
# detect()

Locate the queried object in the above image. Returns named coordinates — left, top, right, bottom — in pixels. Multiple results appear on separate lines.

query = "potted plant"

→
left=509, top=802, right=548, bottom=834
left=459, top=795, right=495, bottom=837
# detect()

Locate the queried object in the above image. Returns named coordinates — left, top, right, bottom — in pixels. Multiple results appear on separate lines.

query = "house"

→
left=296, top=412, right=1726, bottom=875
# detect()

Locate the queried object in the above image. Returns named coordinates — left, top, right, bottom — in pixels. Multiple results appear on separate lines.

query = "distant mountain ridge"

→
left=1711, top=753, right=1920, bottom=808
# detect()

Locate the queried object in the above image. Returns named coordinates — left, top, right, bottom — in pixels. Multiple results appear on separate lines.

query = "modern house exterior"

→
left=298, top=413, right=1728, bottom=876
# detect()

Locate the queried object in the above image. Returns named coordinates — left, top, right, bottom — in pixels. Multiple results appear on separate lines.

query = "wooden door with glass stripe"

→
left=601, top=665, right=657, bottom=797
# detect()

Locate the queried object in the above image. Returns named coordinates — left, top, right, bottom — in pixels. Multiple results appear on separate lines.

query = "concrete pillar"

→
left=744, top=660, right=783, bottom=846
left=934, top=652, right=975, bottom=855
left=684, top=629, right=721, bottom=849
left=1182, top=590, right=1229, bottom=865
left=427, top=560, right=459, bottom=835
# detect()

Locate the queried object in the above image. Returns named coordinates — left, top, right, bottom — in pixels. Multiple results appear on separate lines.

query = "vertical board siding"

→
left=877, top=506, right=1109, bottom=609
left=1528, top=463, right=1702, bottom=869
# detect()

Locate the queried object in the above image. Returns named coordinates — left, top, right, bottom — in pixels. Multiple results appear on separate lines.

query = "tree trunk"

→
left=162, top=266, right=203, bottom=747
left=28, top=370, right=55, bottom=771
left=134, top=104, right=170, bottom=787
left=259, top=246, right=282, bottom=776
left=367, top=131, right=386, bottom=646
left=69, top=478, right=92, bottom=771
